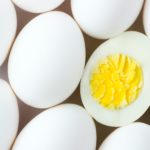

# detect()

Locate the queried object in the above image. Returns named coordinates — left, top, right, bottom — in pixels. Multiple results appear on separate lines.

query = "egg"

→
left=12, top=104, right=96, bottom=150
left=0, top=79, right=19, bottom=150
left=0, top=0, right=17, bottom=66
left=99, top=122, right=150, bottom=150
left=8, top=11, right=85, bottom=108
left=143, top=0, right=150, bottom=38
left=71, top=0, right=144, bottom=39
left=80, top=31, right=150, bottom=127
left=12, top=0, right=65, bottom=13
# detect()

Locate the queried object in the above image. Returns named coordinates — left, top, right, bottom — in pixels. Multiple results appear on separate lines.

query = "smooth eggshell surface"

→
left=8, top=11, right=85, bottom=108
left=0, top=0, right=17, bottom=66
left=0, top=79, right=19, bottom=150
left=143, top=0, right=150, bottom=38
left=71, top=0, right=144, bottom=39
left=99, top=122, right=150, bottom=150
left=12, top=0, right=65, bottom=13
left=12, top=104, right=96, bottom=150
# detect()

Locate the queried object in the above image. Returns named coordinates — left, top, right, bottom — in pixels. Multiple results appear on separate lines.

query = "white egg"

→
left=71, top=0, right=144, bottom=39
left=12, top=0, right=65, bottom=13
left=8, top=11, right=85, bottom=108
left=81, top=31, right=150, bottom=127
left=12, top=104, right=96, bottom=150
left=0, top=0, right=17, bottom=66
left=143, top=0, right=150, bottom=38
left=99, top=122, right=150, bottom=150
left=0, top=79, right=19, bottom=150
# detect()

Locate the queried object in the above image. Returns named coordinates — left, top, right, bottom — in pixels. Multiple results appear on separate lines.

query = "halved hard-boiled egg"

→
left=81, top=31, right=150, bottom=127
left=99, top=122, right=150, bottom=150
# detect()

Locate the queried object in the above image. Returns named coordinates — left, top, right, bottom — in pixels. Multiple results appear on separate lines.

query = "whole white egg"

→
left=99, top=122, right=150, bottom=150
left=0, top=79, right=19, bottom=150
left=143, top=0, right=150, bottom=38
left=8, top=11, right=85, bottom=108
left=71, top=0, right=144, bottom=39
left=0, top=0, right=17, bottom=66
left=81, top=31, right=150, bottom=127
left=12, top=104, right=96, bottom=150
left=12, top=0, right=65, bottom=13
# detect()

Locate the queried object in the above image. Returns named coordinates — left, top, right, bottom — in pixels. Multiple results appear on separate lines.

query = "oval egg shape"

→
left=12, top=0, right=65, bottom=13
left=81, top=31, right=150, bottom=127
left=143, top=0, right=150, bottom=38
left=12, top=104, right=96, bottom=150
left=0, top=0, right=17, bottom=66
left=0, top=79, right=19, bottom=150
left=99, top=122, right=150, bottom=150
left=8, top=11, right=85, bottom=108
left=71, top=0, right=144, bottom=39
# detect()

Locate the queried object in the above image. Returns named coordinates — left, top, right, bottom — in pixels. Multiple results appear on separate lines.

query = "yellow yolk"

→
left=90, top=54, right=143, bottom=110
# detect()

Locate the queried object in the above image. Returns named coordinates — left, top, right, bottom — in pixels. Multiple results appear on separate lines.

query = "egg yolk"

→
left=90, top=54, right=143, bottom=110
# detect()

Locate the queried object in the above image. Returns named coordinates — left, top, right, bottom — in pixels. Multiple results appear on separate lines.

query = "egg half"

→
left=143, top=0, right=150, bottom=38
left=8, top=11, right=85, bottom=108
left=99, top=122, right=150, bottom=150
left=12, top=0, right=65, bottom=13
left=71, top=0, right=144, bottom=39
left=12, top=104, right=96, bottom=150
left=0, top=79, right=19, bottom=150
left=0, top=0, right=17, bottom=66
left=81, top=31, right=150, bottom=127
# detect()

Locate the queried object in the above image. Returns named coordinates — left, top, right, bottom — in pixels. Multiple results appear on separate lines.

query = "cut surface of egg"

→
left=12, top=0, right=65, bottom=13
left=0, top=79, right=19, bottom=150
left=12, top=104, right=96, bottom=150
left=99, top=122, right=150, bottom=150
left=81, top=31, right=150, bottom=127
left=143, top=0, right=150, bottom=38
left=8, top=11, right=85, bottom=108
left=0, top=0, right=17, bottom=66
left=71, top=0, right=144, bottom=39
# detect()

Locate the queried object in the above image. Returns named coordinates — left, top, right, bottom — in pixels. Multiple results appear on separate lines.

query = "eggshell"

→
left=0, top=79, right=19, bottom=150
left=8, top=11, right=85, bottom=108
left=71, top=0, right=144, bottom=39
left=81, top=31, right=150, bottom=127
left=12, top=104, right=96, bottom=150
left=99, top=122, right=150, bottom=150
left=143, top=0, right=150, bottom=38
left=12, top=0, right=65, bottom=13
left=0, top=0, right=17, bottom=66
